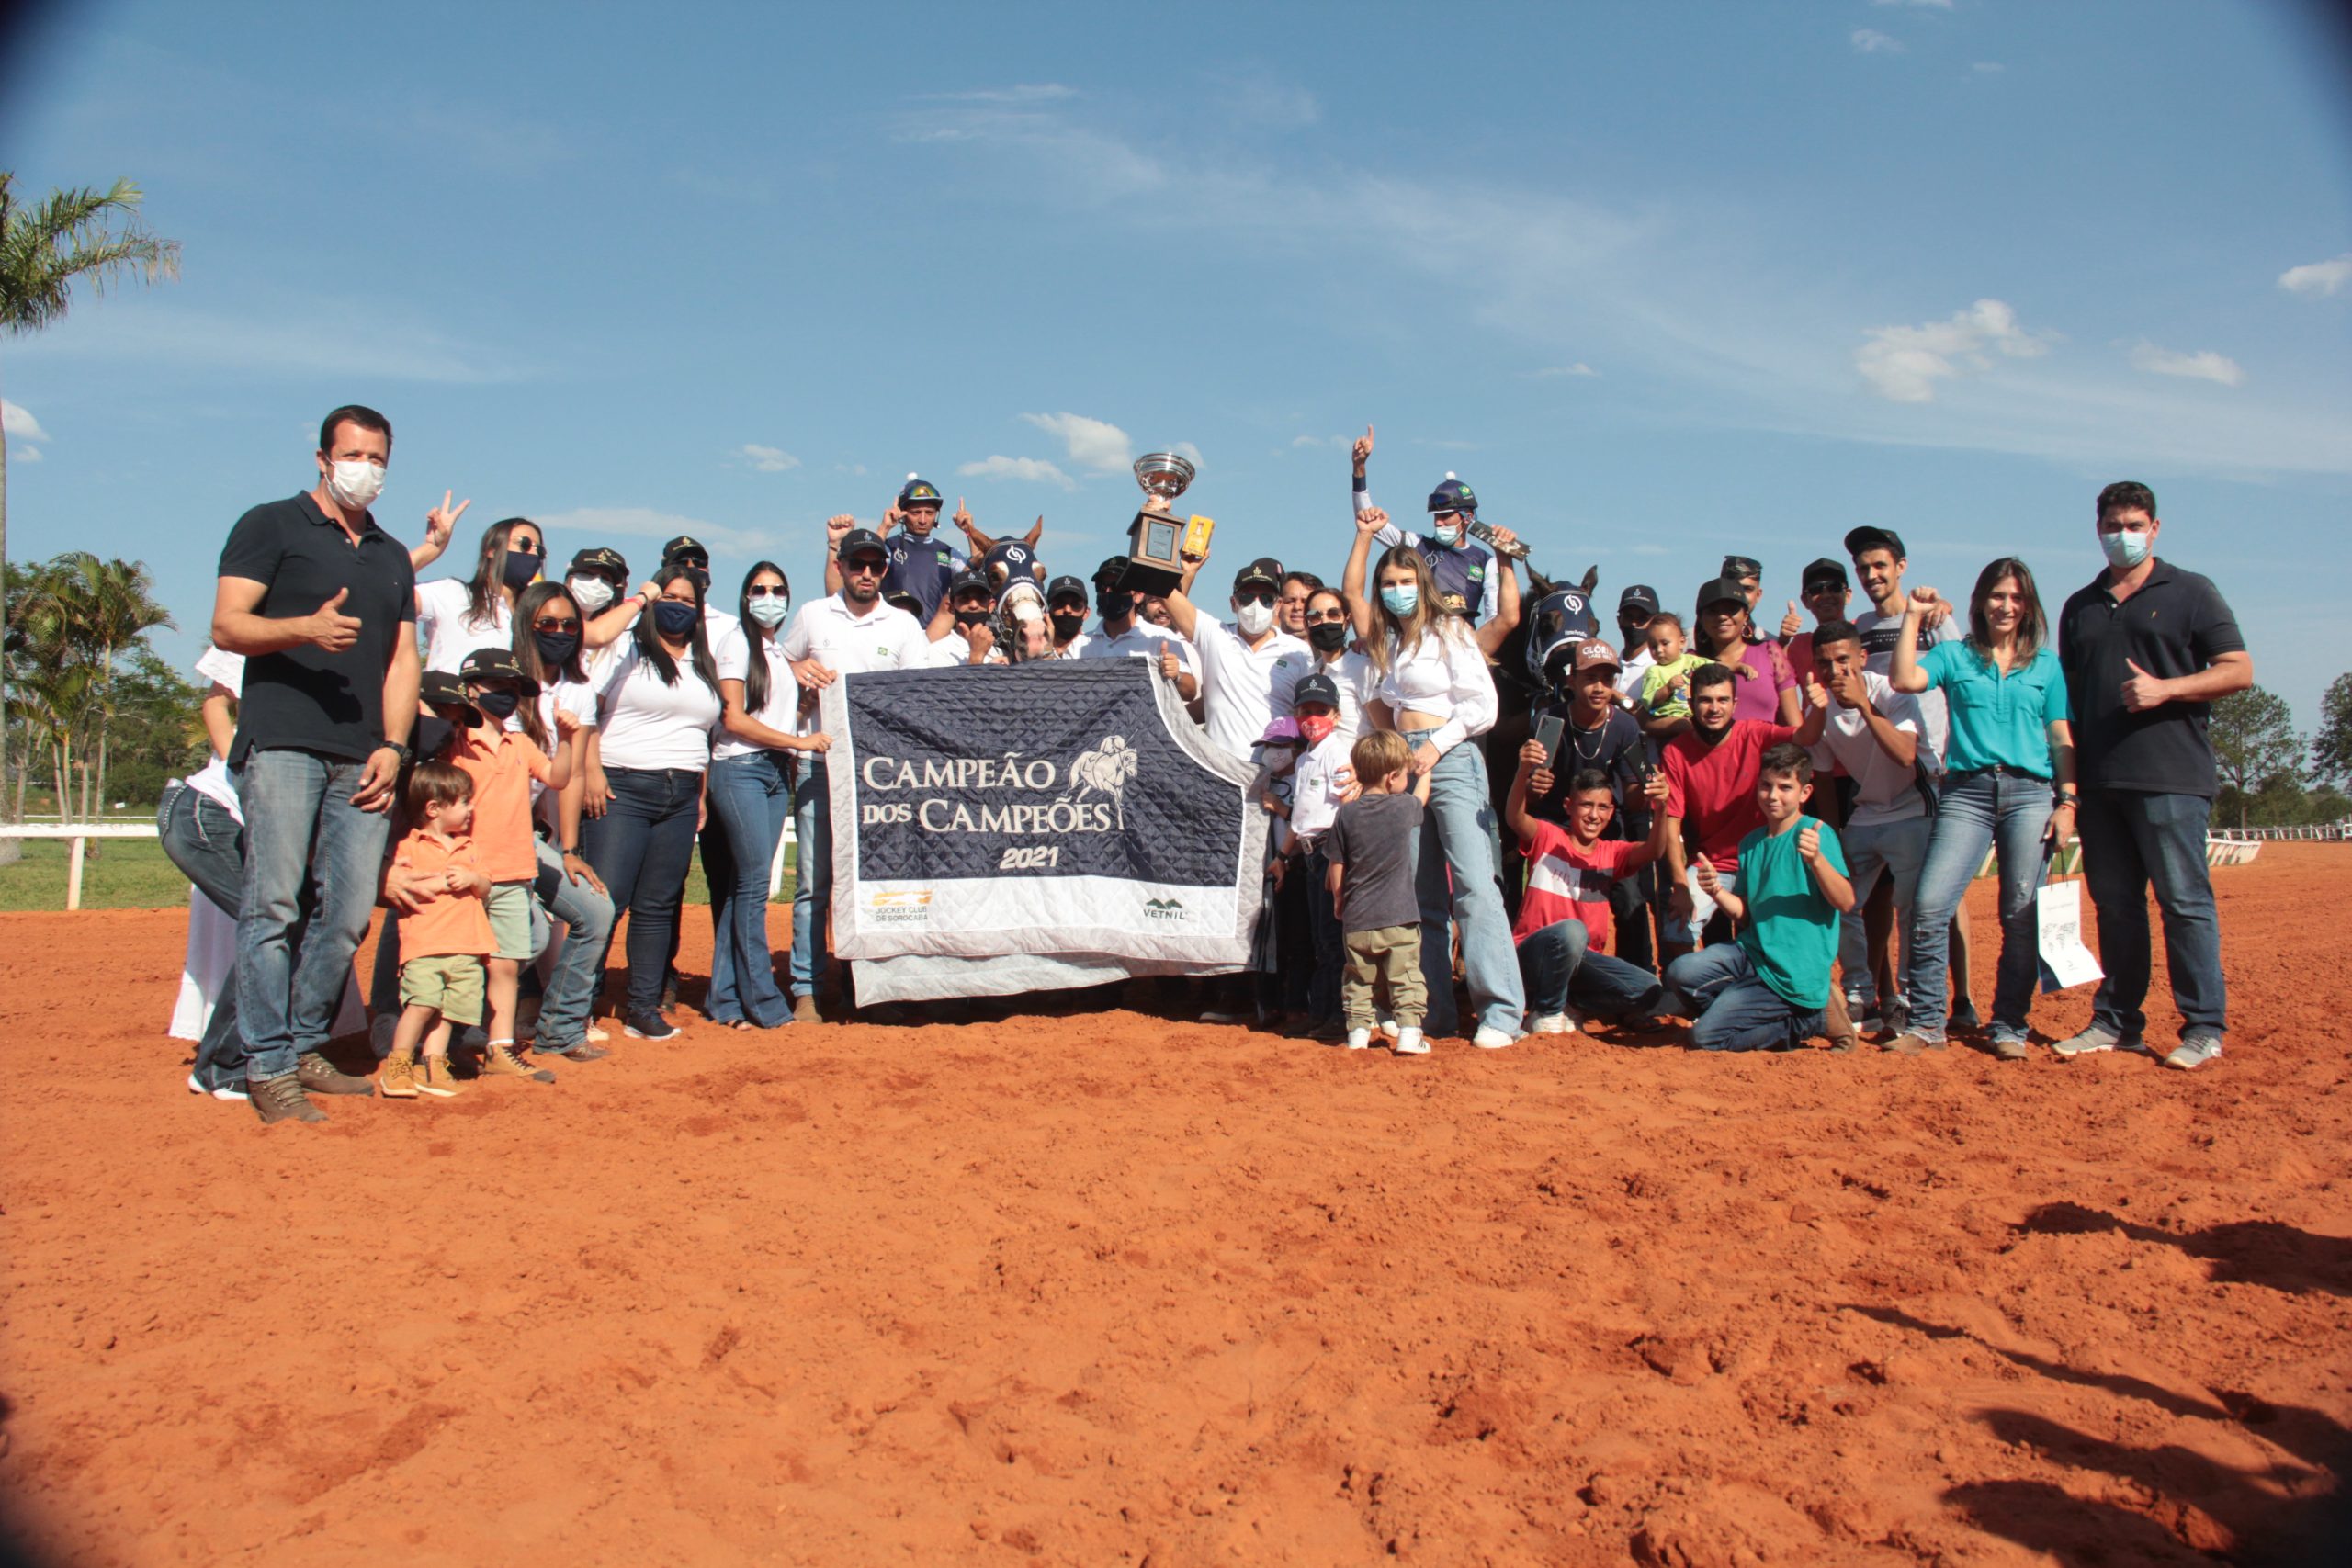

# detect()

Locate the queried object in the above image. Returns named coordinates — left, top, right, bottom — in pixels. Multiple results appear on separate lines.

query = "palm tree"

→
left=30, top=552, right=173, bottom=816
left=0, top=174, right=179, bottom=852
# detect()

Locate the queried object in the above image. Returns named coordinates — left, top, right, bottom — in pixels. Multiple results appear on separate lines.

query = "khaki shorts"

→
left=484, top=880, right=534, bottom=962
left=401, top=953, right=486, bottom=1026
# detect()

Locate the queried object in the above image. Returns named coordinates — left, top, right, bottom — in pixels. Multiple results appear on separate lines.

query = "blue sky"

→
left=4, top=0, right=2348, bottom=726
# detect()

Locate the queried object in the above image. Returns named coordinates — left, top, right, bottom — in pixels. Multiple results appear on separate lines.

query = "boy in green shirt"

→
left=1663, top=741, right=1856, bottom=1050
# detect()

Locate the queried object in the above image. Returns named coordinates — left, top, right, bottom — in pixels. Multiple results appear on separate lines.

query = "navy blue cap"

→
left=1619, top=583, right=1659, bottom=615
left=1843, top=525, right=1906, bottom=560
left=1292, top=671, right=1341, bottom=710
left=1046, top=574, right=1088, bottom=607
left=836, top=527, right=888, bottom=562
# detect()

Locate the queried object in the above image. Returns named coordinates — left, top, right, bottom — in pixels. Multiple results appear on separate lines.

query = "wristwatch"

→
left=2053, top=788, right=2078, bottom=807
left=378, top=741, right=413, bottom=765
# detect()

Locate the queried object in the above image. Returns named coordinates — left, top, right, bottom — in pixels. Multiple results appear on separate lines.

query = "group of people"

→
left=164, top=408, right=2252, bottom=1124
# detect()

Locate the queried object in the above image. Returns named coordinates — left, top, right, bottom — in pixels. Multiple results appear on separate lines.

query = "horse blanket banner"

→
left=821, top=660, right=1267, bottom=1003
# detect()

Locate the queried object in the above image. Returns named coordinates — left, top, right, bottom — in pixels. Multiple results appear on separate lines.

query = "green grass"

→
left=0, top=833, right=797, bottom=912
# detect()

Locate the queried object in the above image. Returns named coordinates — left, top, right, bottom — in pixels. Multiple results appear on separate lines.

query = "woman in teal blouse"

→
left=1886, top=558, right=2078, bottom=1060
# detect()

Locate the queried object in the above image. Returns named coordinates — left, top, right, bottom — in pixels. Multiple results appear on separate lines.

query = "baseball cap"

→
left=947, top=569, right=992, bottom=602
left=567, top=547, right=628, bottom=582
left=1292, top=671, right=1341, bottom=711
left=419, top=671, right=471, bottom=708
left=1570, top=637, right=1622, bottom=673
left=1257, top=716, right=1303, bottom=745
left=1233, top=556, right=1283, bottom=592
left=457, top=648, right=528, bottom=686
left=1802, top=557, right=1849, bottom=592
left=836, top=527, right=888, bottom=563
left=661, top=535, right=708, bottom=564
left=1695, top=576, right=1749, bottom=612
left=1720, top=554, right=1762, bottom=580
left=1046, top=574, right=1088, bottom=608
left=898, top=474, right=944, bottom=507
left=1092, top=555, right=1131, bottom=592
left=1843, top=525, right=1906, bottom=560
left=1618, top=583, right=1660, bottom=617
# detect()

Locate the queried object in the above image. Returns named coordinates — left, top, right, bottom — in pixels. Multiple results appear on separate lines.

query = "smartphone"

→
left=1532, top=715, right=1566, bottom=767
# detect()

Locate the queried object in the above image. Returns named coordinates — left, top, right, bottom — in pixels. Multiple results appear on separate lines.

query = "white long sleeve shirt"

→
left=1374, top=623, right=1497, bottom=758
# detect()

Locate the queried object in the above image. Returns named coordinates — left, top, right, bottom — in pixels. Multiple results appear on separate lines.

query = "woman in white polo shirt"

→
left=707, top=563, right=832, bottom=1029
left=1344, top=507, right=1527, bottom=1049
left=581, top=566, right=723, bottom=1041
left=413, top=516, right=548, bottom=674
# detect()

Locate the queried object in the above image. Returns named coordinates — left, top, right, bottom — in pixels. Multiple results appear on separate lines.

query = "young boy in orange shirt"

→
left=450, top=648, right=575, bottom=1082
left=381, top=761, right=495, bottom=1098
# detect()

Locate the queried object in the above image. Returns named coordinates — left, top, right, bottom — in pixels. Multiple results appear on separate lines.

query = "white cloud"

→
left=2278, top=254, right=2352, bottom=298
left=1530, top=363, right=1600, bottom=378
left=1851, top=29, right=1905, bottom=55
left=533, top=506, right=778, bottom=555
left=1171, top=441, right=1203, bottom=468
left=2129, top=341, right=2245, bottom=387
left=740, top=443, right=800, bottom=473
left=925, top=84, right=1077, bottom=105
left=1855, top=299, right=2051, bottom=403
left=12, top=299, right=522, bottom=383
left=956, top=456, right=1074, bottom=489
left=12, top=446, right=39, bottom=463
left=1018, top=412, right=1132, bottom=474
left=4, top=399, right=50, bottom=443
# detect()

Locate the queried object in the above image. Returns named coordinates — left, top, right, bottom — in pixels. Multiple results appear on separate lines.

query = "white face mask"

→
left=1431, top=523, right=1462, bottom=547
left=1235, top=600, right=1276, bottom=637
left=2099, top=528, right=2153, bottom=570
left=326, top=458, right=386, bottom=511
left=746, top=596, right=791, bottom=628
left=567, top=576, right=616, bottom=614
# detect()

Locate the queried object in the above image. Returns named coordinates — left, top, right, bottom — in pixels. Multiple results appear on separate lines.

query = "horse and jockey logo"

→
left=1069, top=735, right=1139, bottom=829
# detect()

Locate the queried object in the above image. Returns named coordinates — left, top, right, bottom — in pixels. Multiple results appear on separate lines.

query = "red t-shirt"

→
left=1662, top=718, right=1799, bottom=874
left=1785, top=632, right=1816, bottom=691
left=1513, top=823, right=1643, bottom=951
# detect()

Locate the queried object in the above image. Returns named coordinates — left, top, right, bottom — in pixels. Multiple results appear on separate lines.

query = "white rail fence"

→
left=0, top=823, right=163, bottom=910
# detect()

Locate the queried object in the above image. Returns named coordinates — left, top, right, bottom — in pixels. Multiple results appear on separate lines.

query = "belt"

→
left=1951, top=763, right=2051, bottom=783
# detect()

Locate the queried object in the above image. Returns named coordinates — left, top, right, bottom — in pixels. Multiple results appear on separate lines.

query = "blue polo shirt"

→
left=1917, top=641, right=2070, bottom=779
left=1731, top=815, right=1847, bottom=1010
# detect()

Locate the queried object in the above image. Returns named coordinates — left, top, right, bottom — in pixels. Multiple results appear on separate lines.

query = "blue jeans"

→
left=1399, top=728, right=1525, bottom=1037
left=157, top=783, right=249, bottom=1089
left=2077, top=788, right=2225, bottom=1038
left=1838, top=814, right=1930, bottom=1027
left=234, top=749, right=392, bottom=1082
left=789, top=755, right=834, bottom=994
left=1518, top=918, right=1667, bottom=1020
left=1907, top=769, right=2052, bottom=1044
left=705, top=750, right=794, bottom=1026
left=581, top=766, right=702, bottom=1018
left=530, top=836, right=616, bottom=1051
left=1666, top=942, right=1821, bottom=1052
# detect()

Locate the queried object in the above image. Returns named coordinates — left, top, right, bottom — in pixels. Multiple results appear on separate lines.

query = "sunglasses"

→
left=746, top=584, right=788, bottom=598
left=842, top=558, right=888, bottom=576
left=1305, top=606, right=1349, bottom=624
left=1235, top=588, right=1276, bottom=606
left=533, top=616, right=582, bottom=633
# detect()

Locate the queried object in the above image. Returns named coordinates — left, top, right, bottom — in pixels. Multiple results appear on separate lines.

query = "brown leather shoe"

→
left=251, top=1074, right=326, bottom=1124
left=1882, top=1032, right=1944, bottom=1055
left=297, top=1051, right=375, bottom=1096
left=478, top=1041, right=555, bottom=1082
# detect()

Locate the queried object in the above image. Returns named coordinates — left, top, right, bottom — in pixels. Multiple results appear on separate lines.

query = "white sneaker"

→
left=186, top=1072, right=248, bottom=1101
left=1529, top=1013, right=1574, bottom=1035
left=1394, top=1027, right=1430, bottom=1055
left=1375, top=1014, right=1400, bottom=1041
left=1344, top=1027, right=1372, bottom=1051
left=1471, top=1025, right=1519, bottom=1050
left=1201, top=1007, right=1250, bottom=1025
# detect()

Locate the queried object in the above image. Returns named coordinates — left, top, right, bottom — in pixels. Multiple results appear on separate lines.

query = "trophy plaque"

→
left=1122, top=452, right=1206, bottom=595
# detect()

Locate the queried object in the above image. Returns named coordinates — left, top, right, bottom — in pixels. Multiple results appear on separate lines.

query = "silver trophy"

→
left=1123, top=452, right=1202, bottom=594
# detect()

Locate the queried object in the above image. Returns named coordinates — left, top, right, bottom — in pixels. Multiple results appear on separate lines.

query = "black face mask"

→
left=1050, top=613, right=1087, bottom=643
left=652, top=599, right=700, bottom=638
left=473, top=687, right=522, bottom=721
left=1307, top=621, right=1350, bottom=654
left=1097, top=592, right=1127, bottom=622
left=501, top=550, right=543, bottom=591
left=534, top=630, right=581, bottom=668
left=953, top=608, right=990, bottom=629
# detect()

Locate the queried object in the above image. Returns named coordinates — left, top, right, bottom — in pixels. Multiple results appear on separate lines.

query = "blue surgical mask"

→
left=746, top=596, right=790, bottom=628
left=1379, top=583, right=1419, bottom=617
left=1431, top=523, right=1462, bottom=547
left=2099, top=528, right=2152, bottom=570
left=652, top=599, right=699, bottom=637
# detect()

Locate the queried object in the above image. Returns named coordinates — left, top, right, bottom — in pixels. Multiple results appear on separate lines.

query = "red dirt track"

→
left=5, top=848, right=2349, bottom=1565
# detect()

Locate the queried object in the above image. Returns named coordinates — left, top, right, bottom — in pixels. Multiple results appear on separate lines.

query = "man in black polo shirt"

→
left=211, top=404, right=424, bottom=1123
left=2054, top=481, right=2251, bottom=1071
